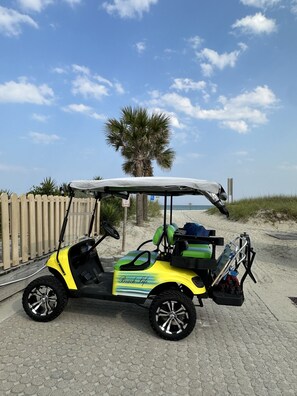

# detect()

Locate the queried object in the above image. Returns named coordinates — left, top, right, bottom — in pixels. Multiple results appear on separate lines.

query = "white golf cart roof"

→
left=69, top=177, right=228, bottom=215
left=69, top=177, right=226, bottom=197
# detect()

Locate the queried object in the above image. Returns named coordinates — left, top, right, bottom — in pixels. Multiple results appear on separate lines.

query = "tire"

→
left=22, top=275, right=68, bottom=322
left=149, top=290, right=196, bottom=341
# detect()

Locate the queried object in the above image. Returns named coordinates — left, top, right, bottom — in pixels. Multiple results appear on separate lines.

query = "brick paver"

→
left=0, top=281, right=297, bottom=395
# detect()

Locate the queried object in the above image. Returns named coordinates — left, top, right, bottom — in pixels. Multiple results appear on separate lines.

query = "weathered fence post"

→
left=1, top=193, right=10, bottom=270
left=11, top=193, right=19, bottom=266
left=20, top=194, right=29, bottom=263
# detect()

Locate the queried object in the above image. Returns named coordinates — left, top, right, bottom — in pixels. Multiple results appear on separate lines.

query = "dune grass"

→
left=208, top=195, right=297, bottom=223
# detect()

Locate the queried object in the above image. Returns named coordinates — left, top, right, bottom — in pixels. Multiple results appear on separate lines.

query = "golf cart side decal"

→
left=115, top=287, right=152, bottom=297
left=114, top=273, right=158, bottom=296
left=117, top=274, right=157, bottom=286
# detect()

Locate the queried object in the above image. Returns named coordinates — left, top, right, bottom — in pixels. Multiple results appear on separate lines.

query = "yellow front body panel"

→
left=112, top=260, right=206, bottom=298
left=47, top=248, right=78, bottom=290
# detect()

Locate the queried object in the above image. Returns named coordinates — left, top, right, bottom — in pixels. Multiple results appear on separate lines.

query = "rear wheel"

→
left=149, top=290, right=196, bottom=341
left=22, top=275, right=68, bottom=322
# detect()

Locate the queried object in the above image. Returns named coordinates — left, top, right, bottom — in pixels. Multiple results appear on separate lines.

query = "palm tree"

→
left=105, top=106, right=175, bottom=226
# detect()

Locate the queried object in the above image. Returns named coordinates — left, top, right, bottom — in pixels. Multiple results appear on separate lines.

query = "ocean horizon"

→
left=162, top=204, right=211, bottom=211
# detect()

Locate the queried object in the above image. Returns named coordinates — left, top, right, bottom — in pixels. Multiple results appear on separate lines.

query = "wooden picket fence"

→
left=0, top=193, right=100, bottom=271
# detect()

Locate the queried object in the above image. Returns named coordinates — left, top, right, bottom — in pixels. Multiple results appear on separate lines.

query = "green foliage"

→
left=147, top=199, right=161, bottom=218
left=105, top=106, right=175, bottom=177
left=100, top=198, right=122, bottom=227
left=100, top=195, right=160, bottom=233
left=207, top=195, right=297, bottom=223
left=29, top=177, right=60, bottom=196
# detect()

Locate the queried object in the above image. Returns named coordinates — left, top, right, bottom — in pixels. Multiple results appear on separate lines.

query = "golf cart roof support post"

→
left=170, top=195, right=173, bottom=224
left=163, top=192, right=168, bottom=253
left=56, top=193, right=74, bottom=275
left=88, top=198, right=98, bottom=237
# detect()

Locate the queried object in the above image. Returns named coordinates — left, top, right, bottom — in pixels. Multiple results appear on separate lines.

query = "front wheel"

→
left=22, top=275, right=68, bottom=322
left=149, top=290, right=196, bottom=341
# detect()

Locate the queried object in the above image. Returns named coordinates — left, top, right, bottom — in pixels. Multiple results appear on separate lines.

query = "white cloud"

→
left=174, top=152, right=203, bottom=164
left=240, top=0, right=281, bottom=8
left=235, top=151, right=249, bottom=156
left=17, top=0, right=81, bottom=12
left=219, top=85, right=277, bottom=108
left=291, top=0, right=297, bottom=15
left=28, top=132, right=60, bottom=144
left=32, top=113, right=49, bottom=122
left=0, top=78, right=54, bottom=104
left=186, top=35, right=203, bottom=50
left=147, top=85, right=278, bottom=133
left=135, top=41, right=146, bottom=54
left=72, top=64, right=90, bottom=75
left=0, top=6, right=38, bottom=36
left=52, top=67, right=67, bottom=74
left=232, top=13, right=277, bottom=35
left=17, top=0, right=54, bottom=13
left=114, top=82, right=125, bottom=94
left=198, top=44, right=247, bottom=76
left=170, top=78, right=206, bottom=92
left=72, top=75, right=109, bottom=99
left=63, top=103, right=106, bottom=120
left=102, top=0, right=159, bottom=19
left=200, top=63, right=213, bottom=78
left=279, top=162, right=297, bottom=171
left=71, top=64, right=125, bottom=98
left=63, top=0, right=83, bottom=6
left=0, top=163, right=27, bottom=173
left=220, top=120, right=249, bottom=134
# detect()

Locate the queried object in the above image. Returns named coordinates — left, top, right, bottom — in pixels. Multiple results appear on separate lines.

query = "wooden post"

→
left=122, top=206, right=128, bottom=253
left=28, top=194, right=36, bottom=259
left=11, top=193, right=20, bottom=266
left=48, top=195, right=55, bottom=251
left=121, top=197, right=130, bottom=252
left=36, top=194, right=43, bottom=256
left=20, top=194, right=29, bottom=263
left=227, top=178, right=234, bottom=203
left=42, top=195, right=49, bottom=254
left=1, top=193, right=10, bottom=270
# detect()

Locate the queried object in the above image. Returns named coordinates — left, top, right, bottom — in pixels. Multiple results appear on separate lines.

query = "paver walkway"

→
left=0, top=275, right=297, bottom=395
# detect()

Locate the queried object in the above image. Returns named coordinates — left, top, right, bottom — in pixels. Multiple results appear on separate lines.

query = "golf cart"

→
left=22, top=177, right=256, bottom=341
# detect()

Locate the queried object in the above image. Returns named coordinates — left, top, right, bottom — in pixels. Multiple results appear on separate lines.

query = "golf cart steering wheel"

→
left=101, top=221, right=120, bottom=240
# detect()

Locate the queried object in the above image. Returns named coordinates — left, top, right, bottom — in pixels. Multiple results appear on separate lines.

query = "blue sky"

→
left=0, top=0, right=297, bottom=200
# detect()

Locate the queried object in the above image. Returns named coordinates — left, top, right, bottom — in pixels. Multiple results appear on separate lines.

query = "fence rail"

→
left=0, top=193, right=100, bottom=271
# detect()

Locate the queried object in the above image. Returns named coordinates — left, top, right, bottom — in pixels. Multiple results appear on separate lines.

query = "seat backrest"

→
left=152, top=225, right=165, bottom=246
left=166, top=224, right=176, bottom=246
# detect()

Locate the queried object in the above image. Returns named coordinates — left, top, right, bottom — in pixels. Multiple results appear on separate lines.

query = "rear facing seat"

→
left=170, top=222, right=224, bottom=270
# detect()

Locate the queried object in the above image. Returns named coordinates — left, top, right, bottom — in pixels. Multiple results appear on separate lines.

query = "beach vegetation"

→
left=29, top=177, right=60, bottom=196
left=208, top=195, right=297, bottom=223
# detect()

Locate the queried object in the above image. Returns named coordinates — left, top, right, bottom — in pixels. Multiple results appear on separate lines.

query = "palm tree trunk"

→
left=143, top=194, right=148, bottom=221
left=135, top=160, right=144, bottom=226
left=136, top=193, right=144, bottom=226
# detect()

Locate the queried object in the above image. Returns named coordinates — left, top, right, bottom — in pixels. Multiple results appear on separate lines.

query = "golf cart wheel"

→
left=22, top=275, right=68, bottom=322
left=149, top=290, right=196, bottom=341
